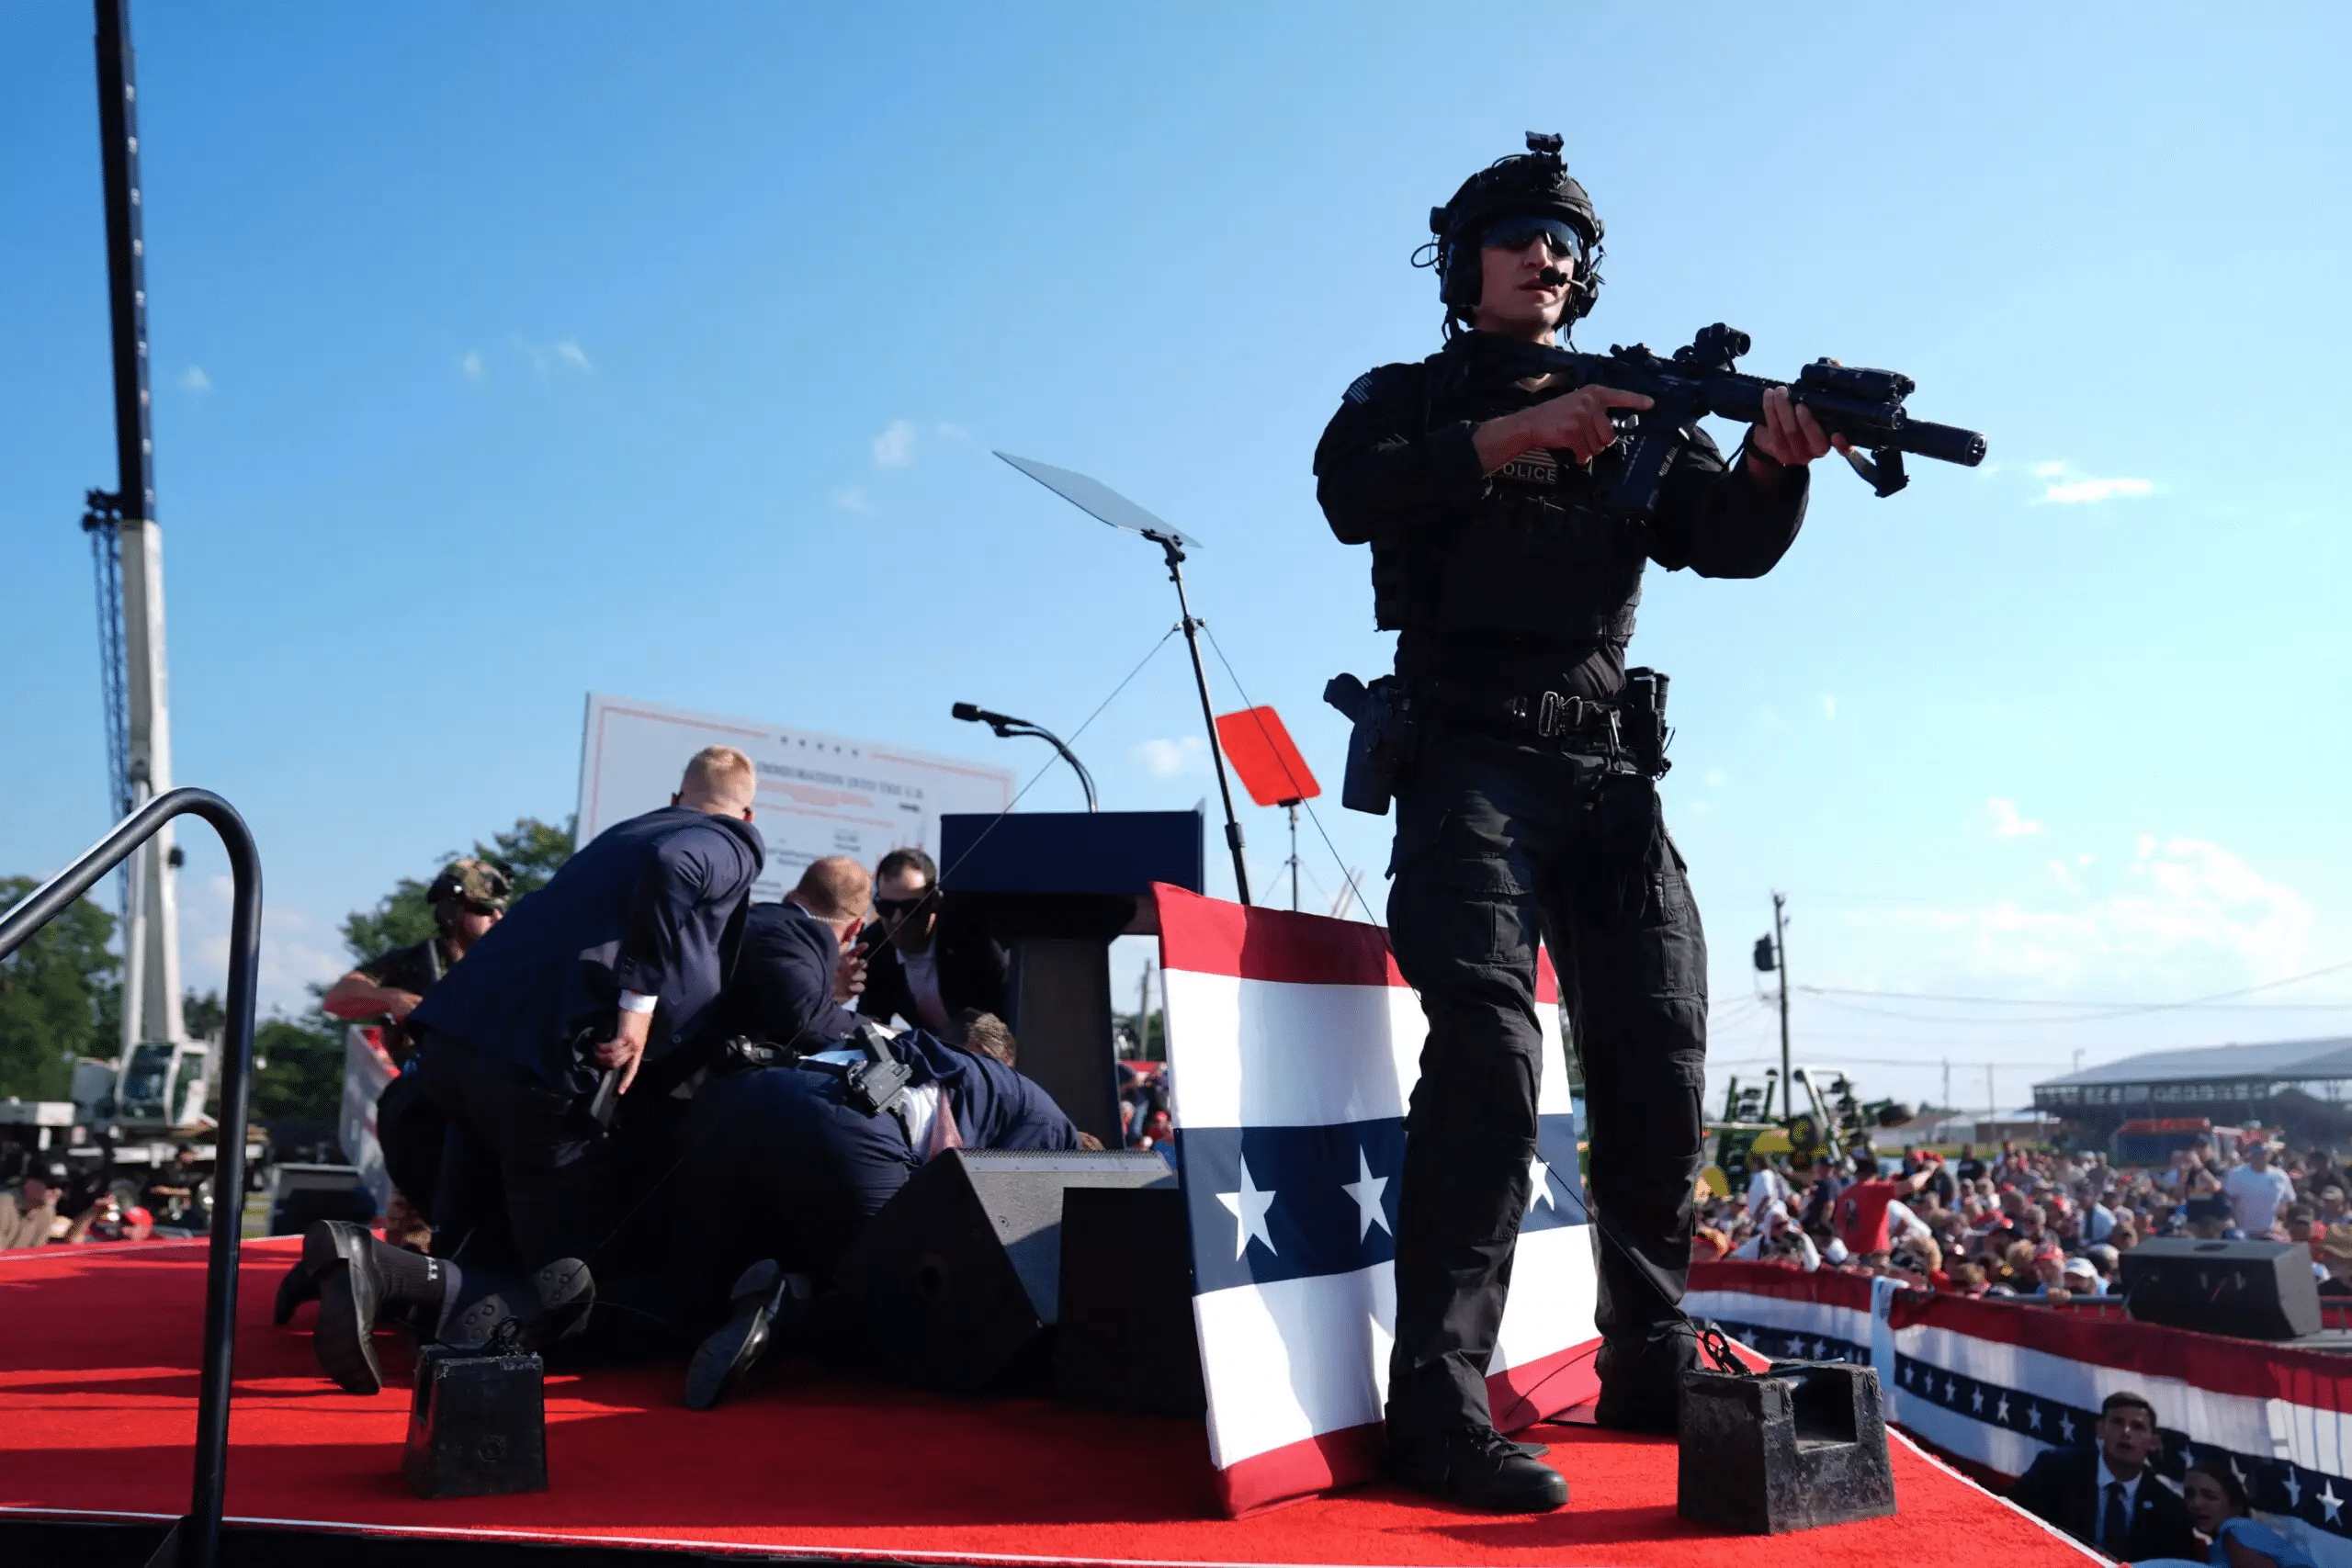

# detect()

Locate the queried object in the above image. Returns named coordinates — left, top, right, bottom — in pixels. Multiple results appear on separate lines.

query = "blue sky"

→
left=5, top=3, right=2348, bottom=1116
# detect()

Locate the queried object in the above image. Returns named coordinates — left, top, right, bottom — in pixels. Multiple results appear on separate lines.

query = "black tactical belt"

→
left=1422, top=680, right=1620, bottom=745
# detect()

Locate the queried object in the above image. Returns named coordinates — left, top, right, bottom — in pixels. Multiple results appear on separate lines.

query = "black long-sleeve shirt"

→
left=1315, top=331, right=1810, bottom=700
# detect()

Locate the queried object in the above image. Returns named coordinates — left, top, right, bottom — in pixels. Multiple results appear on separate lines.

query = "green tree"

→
left=338, top=816, right=574, bottom=964
left=252, top=1016, right=346, bottom=1122
left=0, top=876, right=119, bottom=1100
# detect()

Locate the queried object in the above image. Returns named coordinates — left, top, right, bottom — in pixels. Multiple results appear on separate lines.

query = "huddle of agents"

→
left=281, top=746, right=1086, bottom=1410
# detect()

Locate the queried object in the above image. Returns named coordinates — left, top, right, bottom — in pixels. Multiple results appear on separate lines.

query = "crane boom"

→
left=92, top=0, right=184, bottom=1055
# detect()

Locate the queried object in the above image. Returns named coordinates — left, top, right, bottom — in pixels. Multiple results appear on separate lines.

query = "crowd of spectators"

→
left=0, top=1163, right=164, bottom=1249
left=1693, top=1129, right=2352, bottom=1303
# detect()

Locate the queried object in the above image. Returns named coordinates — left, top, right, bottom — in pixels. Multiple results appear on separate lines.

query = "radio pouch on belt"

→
left=1325, top=671, right=1409, bottom=817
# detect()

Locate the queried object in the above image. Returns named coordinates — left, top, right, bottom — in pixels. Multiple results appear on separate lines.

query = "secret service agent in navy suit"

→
left=300, top=748, right=766, bottom=1395
left=709, top=857, right=873, bottom=1051
left=411, top=746, right=766, bottom=1275
left=675, top=1022, right=1081, bottom=1408
left=2007, top=1391, right=2197, bottom=1561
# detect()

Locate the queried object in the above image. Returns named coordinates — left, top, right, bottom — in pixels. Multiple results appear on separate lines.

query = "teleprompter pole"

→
left=1160, top=535, right=1251, bottom=905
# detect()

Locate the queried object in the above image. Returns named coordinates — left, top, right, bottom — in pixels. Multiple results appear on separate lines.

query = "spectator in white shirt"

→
left=2222, top=1144, right=2296, bottom=1239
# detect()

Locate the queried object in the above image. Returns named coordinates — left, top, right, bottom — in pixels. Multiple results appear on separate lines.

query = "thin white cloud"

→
left=2030, top=460, right=2154, bottom=505
left=1135, top=737, right=1207, bottom=777
left=186, top=874, right=348, bottom=1018
left=179, top=365, right=210, bottom=393
left=872, top=419, right=919, bottom=469
left=514, top=335, right=595, bottom=377
left=1704, top=767, right=1729, bottom=788
left=1818, top=694, right=1838, bottom=720
left=831, top=485, right=875, bottom=514
left=934, top=422, right=975, bottom=444
left=459, top=350, right=485, bottom=381
left=1985, top=797, right=2043, bottom=839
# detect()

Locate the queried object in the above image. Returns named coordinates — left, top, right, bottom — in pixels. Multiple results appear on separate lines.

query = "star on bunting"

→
left=1529, top=1154, right=1555, bottom=1211
left=1340, top=1147, right=1391, bottom=1242
left=2321, top=1481, right=2343, bottom=1525
left=1216, top=1156, right=1277, bottom=1260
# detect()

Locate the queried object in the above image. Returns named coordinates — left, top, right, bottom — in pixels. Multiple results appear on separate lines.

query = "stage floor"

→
left=0, top=1238, right=2099, bottom=1566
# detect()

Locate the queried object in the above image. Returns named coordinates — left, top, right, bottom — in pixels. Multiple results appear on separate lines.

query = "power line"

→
left=1790, top=959, right=2352, bottom=1025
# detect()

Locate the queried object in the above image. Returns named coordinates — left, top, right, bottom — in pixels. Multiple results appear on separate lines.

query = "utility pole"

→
left=1750, top=894, right=1793, bottom=1121
left=1772, top=892, right=1791, bottom=1111
left=1985, top=1064, right=1996, bottom=1118
left=89, top=0, right=184, bottom=1055
left=1942, top=1057, right=1951, bottom=1111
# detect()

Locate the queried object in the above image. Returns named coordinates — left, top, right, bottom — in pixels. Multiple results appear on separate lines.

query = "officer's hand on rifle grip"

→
left=1476, top=386, right=1655, bottom=472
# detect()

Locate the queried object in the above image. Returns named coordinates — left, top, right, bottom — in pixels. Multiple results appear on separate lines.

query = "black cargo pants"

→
left=1382, top=731, right=1709, bottom=1444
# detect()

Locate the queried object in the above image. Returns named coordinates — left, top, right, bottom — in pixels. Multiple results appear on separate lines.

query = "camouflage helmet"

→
left=425, top=857, right=513, bottom=913
left=1424, top=131, right=1606, bottom=332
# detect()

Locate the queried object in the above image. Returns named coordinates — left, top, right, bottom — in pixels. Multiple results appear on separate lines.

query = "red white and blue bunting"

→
left=1690, top=1261, right=2352, bottom=1565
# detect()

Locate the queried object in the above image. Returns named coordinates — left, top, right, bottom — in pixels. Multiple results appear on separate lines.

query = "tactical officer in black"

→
left=1316, top=135, right=1848, bottom=1512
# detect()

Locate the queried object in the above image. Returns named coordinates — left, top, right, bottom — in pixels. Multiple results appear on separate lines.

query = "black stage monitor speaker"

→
left=1056, top=1184, right=1204, bottom=1417
left=836, top=1148, right=1172, bottom=1395
left=2119, top=1236, right=2323, bottom=1340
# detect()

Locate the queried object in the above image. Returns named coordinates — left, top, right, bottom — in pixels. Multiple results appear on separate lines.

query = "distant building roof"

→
left=2038, top=1037, right=2352, bottom=1090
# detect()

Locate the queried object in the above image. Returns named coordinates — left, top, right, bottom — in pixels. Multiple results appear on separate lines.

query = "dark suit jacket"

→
left=713, top=900, right=864, bottom=1049
left=413, top=806, right=764, bottom=1087
left=2007, top=1447, right=2196, bottom=1561
left=855, top=897, right=1009, bottom=1033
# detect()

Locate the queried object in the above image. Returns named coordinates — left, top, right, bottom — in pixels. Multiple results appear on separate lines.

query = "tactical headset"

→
left=1419, top=132, right=1606, bottom=334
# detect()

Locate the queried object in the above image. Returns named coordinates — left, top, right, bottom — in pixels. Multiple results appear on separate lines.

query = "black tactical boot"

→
left=1590, top=1322, right=1699, bottom=1434
left=441, top=1258, right=597, bottom=1352
left=310, top=1226, right=454, bottom=1393
left=684, top=1260, right=808, bottom=1412
left=273, top=1219, right=372, bottom=1325
left=1388, top=1427, right=1570, bottom=1513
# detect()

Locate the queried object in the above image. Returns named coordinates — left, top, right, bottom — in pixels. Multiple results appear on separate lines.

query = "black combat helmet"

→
left=1422, top=132, right=1605, bottom=333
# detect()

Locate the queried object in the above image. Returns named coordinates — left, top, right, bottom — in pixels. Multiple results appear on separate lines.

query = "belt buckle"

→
left=1537, top=691, right=1585, bottom=739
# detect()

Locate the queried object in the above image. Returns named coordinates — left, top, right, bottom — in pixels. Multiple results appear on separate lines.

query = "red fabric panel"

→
left=1697, top=1258, right=2352, bottom=1412
left=1151, top=884, right=1562, bottom=1003
left=1894, top=1287, right=2352, bottom=1408
left=1692, top=1259, right=1877, bottom=1313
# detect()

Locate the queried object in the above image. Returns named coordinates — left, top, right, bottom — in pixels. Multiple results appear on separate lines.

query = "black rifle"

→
left=1491, top=323, right=1986, bottom=516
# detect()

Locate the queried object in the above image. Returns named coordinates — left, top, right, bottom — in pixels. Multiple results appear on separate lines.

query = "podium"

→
left=938, top=811, right=1204, bottom=1145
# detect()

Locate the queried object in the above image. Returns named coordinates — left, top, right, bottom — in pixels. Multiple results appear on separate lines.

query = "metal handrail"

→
left=0, top=788, right=261, bottom=1568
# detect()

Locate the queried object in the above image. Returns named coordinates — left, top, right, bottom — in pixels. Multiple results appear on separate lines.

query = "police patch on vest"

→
left=1492, top=449, right=1563, bottom=491
left=1343, top=371, right=1378, bottom=406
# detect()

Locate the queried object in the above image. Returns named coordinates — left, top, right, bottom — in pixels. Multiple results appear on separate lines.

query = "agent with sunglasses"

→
left=1313, top=133, right=1847, bottom=1513
left=854, top=847, right=1008, bottom=1043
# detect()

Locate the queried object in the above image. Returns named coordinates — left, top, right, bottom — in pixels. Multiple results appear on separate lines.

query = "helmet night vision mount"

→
left=1422, top=131, right=1606, bottom=333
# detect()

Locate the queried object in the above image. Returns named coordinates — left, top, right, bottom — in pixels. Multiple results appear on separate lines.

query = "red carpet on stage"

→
left=0, top=1239, right=2099, bottom=1565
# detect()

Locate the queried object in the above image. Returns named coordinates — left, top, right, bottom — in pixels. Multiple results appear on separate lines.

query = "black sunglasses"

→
left=1482, top=214, right=1586, bottom=263
left=873, top=895, right=933, bottom=919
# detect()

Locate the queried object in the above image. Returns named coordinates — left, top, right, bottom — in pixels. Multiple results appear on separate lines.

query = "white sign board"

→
left=575, top=694, right=1017, bottom=902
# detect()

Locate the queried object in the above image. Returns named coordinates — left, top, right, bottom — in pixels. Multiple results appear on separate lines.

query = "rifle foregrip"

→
left=1898, top=419, right=1987, bottom=468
